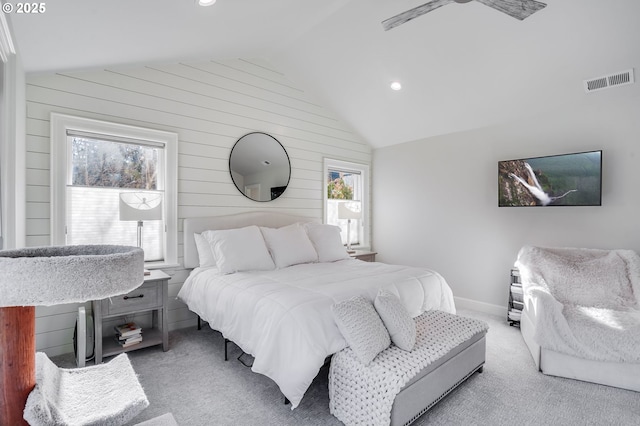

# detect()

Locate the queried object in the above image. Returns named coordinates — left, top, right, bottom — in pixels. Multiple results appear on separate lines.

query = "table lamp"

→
left=0, top=245, right=144, bottom=425
left=119, top=193, right=163, bottom=248
left=338, top=201, right=362, bottom=253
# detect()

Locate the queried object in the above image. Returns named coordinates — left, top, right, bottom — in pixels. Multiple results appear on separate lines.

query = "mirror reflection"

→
left=229, top=132, right=291, bottom=202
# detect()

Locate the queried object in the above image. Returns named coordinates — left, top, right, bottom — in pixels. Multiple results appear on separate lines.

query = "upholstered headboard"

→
left=183, top=211, right=321, bottom=269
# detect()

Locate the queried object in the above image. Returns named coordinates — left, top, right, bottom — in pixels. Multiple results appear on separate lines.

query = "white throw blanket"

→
left=328, top=311, right=488, bottom=426
left=515, top=246, right=640, bottom=362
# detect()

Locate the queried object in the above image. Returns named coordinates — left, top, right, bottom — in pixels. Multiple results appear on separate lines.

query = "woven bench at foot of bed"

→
left=329, top=310, right=488, bottom=426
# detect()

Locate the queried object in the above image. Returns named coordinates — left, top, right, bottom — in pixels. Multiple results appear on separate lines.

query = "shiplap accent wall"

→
left=25, top=58, right=372, bottom=357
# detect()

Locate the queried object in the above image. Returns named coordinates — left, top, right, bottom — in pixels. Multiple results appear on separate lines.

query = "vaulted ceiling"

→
left=9, top=0, right=640, bottom=148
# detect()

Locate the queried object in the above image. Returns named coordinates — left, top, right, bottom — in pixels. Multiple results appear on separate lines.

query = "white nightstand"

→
left=350, top=250, right=377, bottom=262
left=93, top=269, right=170, bottom=363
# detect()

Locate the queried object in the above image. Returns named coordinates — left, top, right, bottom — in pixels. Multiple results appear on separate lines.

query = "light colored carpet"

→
left=53, top=310, right=640, bottom=425
left=134, top=412, right=178, bottom=426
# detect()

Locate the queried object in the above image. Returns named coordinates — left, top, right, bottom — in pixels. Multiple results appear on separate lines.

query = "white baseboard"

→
left=454, top=296, right=505, bottom=317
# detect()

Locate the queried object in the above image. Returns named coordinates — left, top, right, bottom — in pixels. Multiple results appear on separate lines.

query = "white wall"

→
left=373, top=86, right=640, bottom=315
left=25, top=58, right=371, bottom=356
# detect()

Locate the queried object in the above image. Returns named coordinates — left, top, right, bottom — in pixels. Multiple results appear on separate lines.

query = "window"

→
left=324, top=158, right=370, bottom=249
left=51, top=114, right=178, bottom=266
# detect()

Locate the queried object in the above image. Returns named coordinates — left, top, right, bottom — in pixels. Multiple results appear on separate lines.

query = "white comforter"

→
left=177, top=259, right=455, bottom=408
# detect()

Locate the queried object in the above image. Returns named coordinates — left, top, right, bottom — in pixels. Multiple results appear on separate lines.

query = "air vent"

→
left=584, top=69, right=634, bottom=93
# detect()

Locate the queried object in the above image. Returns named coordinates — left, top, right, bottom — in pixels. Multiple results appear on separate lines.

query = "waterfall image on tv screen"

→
left=498, top=150, right=602, bottom=207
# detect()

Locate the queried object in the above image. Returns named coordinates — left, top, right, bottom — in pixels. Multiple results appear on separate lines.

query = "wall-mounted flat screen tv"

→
left=498, top=150, right=602, bottom=207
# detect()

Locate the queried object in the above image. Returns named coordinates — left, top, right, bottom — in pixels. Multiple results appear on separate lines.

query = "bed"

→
left=178, top=212, right=456, bottom=408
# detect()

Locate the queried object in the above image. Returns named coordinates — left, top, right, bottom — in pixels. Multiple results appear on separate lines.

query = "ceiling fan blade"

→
left=474, top=0, right=546, bottom=20
left=382, top=0, right=455, bottom=31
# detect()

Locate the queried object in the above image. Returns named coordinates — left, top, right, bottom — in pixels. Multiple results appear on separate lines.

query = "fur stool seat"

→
left=23, top=352, right=149, bottom=426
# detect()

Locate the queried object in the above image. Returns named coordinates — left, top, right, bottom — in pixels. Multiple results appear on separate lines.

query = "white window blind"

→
left=66, top=187, right=163, bottom=261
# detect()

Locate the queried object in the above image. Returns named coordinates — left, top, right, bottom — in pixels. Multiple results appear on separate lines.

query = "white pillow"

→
left=260, top=223, right=318, bottom=268
left=202, top=226, right=275, bottom=274
left=332, top=296, right=391, bottom=365
left=194, top=233, right=216, bottom=268
left=304, top=223, right=350, bottom=263
left=374, top=289, right=416, bottom=351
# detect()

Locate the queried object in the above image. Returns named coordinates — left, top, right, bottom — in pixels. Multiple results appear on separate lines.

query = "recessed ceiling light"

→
left=198, top=0, right=216, bottom=6
left=390, top=81, right=402, bottom=91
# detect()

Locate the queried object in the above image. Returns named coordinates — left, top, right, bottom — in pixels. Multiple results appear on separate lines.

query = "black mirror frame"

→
left=229, top=132, right=291, bottom=202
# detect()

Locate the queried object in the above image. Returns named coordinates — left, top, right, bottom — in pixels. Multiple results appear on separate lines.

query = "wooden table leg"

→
left=0, top=306, right=35, bottom=426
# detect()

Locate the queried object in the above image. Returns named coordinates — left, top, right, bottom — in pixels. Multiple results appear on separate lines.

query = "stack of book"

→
left=508, top=268, right=523, bottom=323
left=114, top=322, right=142, bottom=348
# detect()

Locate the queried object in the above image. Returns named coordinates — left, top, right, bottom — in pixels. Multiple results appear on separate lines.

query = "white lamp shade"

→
left=338, top=201, right=362, bottom=220
left=119, top=193, right=163, bottom=221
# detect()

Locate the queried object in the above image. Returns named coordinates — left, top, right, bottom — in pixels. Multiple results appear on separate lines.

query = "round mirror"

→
left=229, top=132, right=291, bottom=202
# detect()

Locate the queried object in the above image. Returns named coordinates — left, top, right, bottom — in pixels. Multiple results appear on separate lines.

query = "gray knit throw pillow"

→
left=332, top=296, right=391, bottom=365
left=374, top=289, right=416, bottom=351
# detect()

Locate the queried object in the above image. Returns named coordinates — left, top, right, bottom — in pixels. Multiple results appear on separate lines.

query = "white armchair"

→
left=515, top=245, right=640, bottom=392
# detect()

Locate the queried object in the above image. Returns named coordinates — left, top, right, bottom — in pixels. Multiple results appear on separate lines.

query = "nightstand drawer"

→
left=101, top=283, right=161, bottom=316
